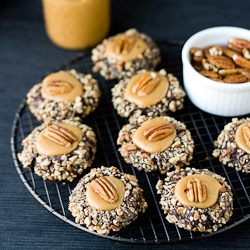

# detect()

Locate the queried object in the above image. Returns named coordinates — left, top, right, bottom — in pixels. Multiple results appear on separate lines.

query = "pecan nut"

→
left=115, top=35, right=135, bottom=55
left=242, top=48, right=250, bottom=59
left=207, top=55, right=235, bottom=69
left=218, top=68, right=239, bottom=76
left=123, top=143, right=137, bottom=151
left=190, top=47, right=204, bottom=62
left=228, top=38, right=250, bottom=52
left=233, top=54, right=250, bottom=69
left=144, top=122, right=175, bottom=142
left=239, top=68, right=250, bottom=80
left=199, top=70, right=222, bottom=79
left=44, top=124, right=78, bottom=147
left=243, top=122, right=250, bottom=148
left=223, top=74, right=247, bottom=83
left=132, top=72, right=160, bottom=96
left=44, top=80, right=72, bottom=96
left=186, top=178, right=207, bottom=203
left=91, top=176, right=118, bottom=204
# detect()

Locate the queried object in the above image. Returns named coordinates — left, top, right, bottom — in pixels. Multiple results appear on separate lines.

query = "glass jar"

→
left=42, top=0, right=110, bottom=50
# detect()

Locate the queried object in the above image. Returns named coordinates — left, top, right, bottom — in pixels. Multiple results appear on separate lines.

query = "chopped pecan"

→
left=132, top=72, right=160, bottom=96
left=243, top=122, right=250, bottom=148
left=44, top=80, right=72, bottom=96
left=207, top=55, right=235, bottom=69
left=123, top=143, right=137, bottom=151
left=223, top=74, right=247, bottom=83
left=186, top=178, right=207, bottom=203
left=115, top=35, right=135, bottom=55
left=233, top=54, right=250, bottom=69
left=227, top=38, right=250, bottom=52
left=91, top=176, right=118, bottom=203
left=44, top=124, right=78, bottom=147
left=144, top=122, right=175, bottom=142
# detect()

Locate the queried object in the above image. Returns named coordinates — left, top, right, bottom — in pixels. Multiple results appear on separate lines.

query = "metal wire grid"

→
left=11, top=41, right=250, bottom=244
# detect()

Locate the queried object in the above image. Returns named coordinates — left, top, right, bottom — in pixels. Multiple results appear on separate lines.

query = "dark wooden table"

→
left=1, top=0, right=250, bottom=249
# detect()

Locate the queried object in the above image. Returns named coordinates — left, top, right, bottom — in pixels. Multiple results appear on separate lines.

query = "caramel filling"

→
left=124, top=72, right=169, bottom=108
left=41, top=71, right=83, bottom=102
left=235, top=122, right=250, bottom=154
left=104, top=35, right=148, bottom=62
left=86, top=176, right=125, bottom=210
left=132, top=117, right=176, bottom=153
left=175, top=174, right=222, bottom=209
left=36, top=123, right=83, bottom=156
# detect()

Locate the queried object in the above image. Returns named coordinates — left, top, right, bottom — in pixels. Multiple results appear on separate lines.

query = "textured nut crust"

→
left=68, top=166, right=148, bottom=235
left=27, top=69, right=101, bottom=122
left=117, top=115, right=194, bottom=173
left=91, top=28, right=161, bottom=80
left=156, top=167, right=233, bottom=233
left=213, top=117, right=250, bottom=174
left=17, top=119, right=97, bottom=182
left=111, top=69, right=186, bottom=118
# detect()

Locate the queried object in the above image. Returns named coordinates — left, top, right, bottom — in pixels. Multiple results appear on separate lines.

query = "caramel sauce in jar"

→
left=42, top=0, right=110, bottom=50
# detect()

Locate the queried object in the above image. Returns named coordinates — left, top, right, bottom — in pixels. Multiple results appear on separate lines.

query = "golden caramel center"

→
left=235, top=122, right=250, bottom=154
left=132, top=117, right=176, bottom=154
left=124, top=72, right=169, bottom=108
left=86, top=176, right=125, bottom=210
left=104, top=34, right=148, bottom=62
left=175, top=174, right=222, bottom=209
left=41, top=71, right=83, bottom=102
left=36, top=123, right=82, bottom=156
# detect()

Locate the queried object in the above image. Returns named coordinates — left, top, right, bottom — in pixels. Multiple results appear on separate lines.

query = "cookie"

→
left=156, top=167, right=233, bottom=233
left=91, top=28, right=161, bottom=80
left=213, top=117, right=250, bottom=174
left=111, top=69, right=186, bottom=118
left=117, top=115, right=194, bottom=173
left=17, top=119, right=97, bottom=182
left=68, top=166, right=148, bottom=235
left=27, top=69, right=101, bottom=121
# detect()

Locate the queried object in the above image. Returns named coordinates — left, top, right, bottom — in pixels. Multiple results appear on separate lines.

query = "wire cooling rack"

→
left=11, top=41, right=250, bottom=244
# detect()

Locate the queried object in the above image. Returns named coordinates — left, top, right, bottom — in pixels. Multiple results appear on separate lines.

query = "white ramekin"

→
left=182, top=26, right=250, bottom=117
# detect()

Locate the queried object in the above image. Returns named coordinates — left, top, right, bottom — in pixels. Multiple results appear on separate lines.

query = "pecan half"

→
left=91, top=176, right=118, bottom=203
left=186, top=178, right=207, bottom=203
left=239, top=68, right=250, bottom=80
left=242, top=48, right=250, bottom=59
left=204, top=45, right=223, bottom=57
left=132, top=72, right=160, bottom=96
left=233, top=54, right=250, bottom=69
left=223, top=74, right=247, bottom=83
left=44, top=80, right=72, bottom=96
left=218, top=68, right=239, bottom=76
left=144, top=122, right=175, bottom=142
left=243, top=122, right=250, bottom=148
left=207, top=55, right=235, bottom=69
left=115, top=35, right=135, bottom=55
left=200, top=70, right=222, bottom=79
left=44, top=124, right=78, bottom=147
left=190, top=47, right=204, bottom=62
left=222, top=47, right=240, bottom=59
left=228, top=38, right=250, bottom=52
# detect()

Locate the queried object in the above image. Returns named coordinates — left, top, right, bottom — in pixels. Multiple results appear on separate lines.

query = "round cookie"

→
left=17, top=119, right=97, bottom=182
left=27, top=69, right=101, bottom=121
left=111, top=69, right=186, bottom=118
left=68, top=166, right=148, bottom=235
left=213, top=117, right=250, bottom=174
left=117, top=115, right=194, bottom=173
left=156, top=167, right=233, bottom=233
left=91, top=28, right=161, bottom=80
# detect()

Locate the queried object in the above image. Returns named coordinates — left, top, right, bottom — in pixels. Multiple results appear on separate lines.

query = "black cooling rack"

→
left=11, top=41, right=250, bottom=244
